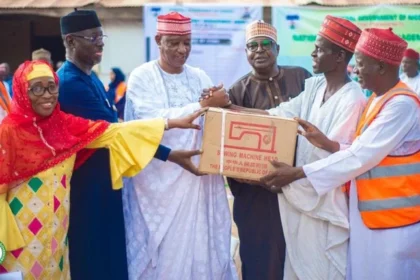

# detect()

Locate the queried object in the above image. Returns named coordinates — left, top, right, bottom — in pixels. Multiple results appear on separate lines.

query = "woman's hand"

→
left=168, top=150, right=204, bottom=176
left=167, top=108, right=208, bottom=130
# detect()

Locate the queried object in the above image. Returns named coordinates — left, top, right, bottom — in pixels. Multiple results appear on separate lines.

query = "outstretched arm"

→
left=201, top=84, right=306, bottom=118
left=200, top=85, right=268, bottom=114
left=87, top=114, right=207, bottom=189
left=261, top=96, right=418, bottom=194
left=154, top=108, right=207, bottom=161
left=295, top=118, right=341, bottom=153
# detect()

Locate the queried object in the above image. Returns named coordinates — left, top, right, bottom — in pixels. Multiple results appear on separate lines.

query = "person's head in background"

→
left=0, top=63, right=11, bottom=79
left=32, top=48, right=53, bottom=66
left=109, top=68, right=125, bottom=85
left=401, top=48, right=419, bottom=78
left=0, top=64, right=6, bottom=81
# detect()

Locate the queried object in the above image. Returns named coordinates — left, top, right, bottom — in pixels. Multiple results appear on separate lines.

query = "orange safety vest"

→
left=0, top=81, right=11, bottom=113
left=355, top=86, right=420, bottom=229
left=114, top=82, right=127, bottom=103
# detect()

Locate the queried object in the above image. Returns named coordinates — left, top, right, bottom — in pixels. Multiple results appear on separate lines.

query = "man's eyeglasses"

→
left=72, top=34, right=108, bottom=44
left=28, top=84, right=59, bottom=96
left=246, top=39, right=275, bottom=52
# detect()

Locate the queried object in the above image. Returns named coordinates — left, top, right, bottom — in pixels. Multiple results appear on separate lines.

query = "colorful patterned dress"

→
left=0, top=157, right=75, bottom=279
left=0, top=119, right=165, bottom=279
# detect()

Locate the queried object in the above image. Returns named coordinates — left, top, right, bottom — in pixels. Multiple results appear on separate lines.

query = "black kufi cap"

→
left=60, top=9, right=101, bottom=35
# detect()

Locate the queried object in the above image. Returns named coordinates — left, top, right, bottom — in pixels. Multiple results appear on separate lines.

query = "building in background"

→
left=0, top=0, right=276, bottom=84
left=2, top=0, right=416, bottom=84
left=0, top=1, right=146, bottom=83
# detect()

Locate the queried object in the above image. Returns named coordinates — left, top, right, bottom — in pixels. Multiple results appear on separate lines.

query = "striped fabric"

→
left=246, top=20, right=277, bottom=43
left=157, top=12, right=191, bottom=35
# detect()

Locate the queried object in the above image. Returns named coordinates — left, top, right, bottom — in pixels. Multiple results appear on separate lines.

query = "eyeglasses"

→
left=71, top=34, right=108, bottom=44
left=28, top=84, right=59, bottom=96
left=246, top=39, right=275, bottom=52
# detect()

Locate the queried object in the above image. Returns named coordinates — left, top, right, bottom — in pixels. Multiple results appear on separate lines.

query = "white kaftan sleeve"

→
left=303, top=95, right=419, bottom=195
left=266, top=88, right=305, bottom=118
left=266, top=75, right=322, bottom=118
left=339, top=144, right=351, bottom=150
left=126, top=67, right=201, bottom=120
left=312, top=92, right=366, bottom=160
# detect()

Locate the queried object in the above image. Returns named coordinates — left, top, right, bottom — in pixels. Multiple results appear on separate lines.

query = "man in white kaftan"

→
left=400, top=48, right=420, bottom=95
left=261, top=28, right=420, bottom=280
left=268, top=76, right=365, bottom=280
left=123, top=12, right=237, bottom=280
left=266, top=17, right=365, bottom=280
left=213, top=16, right=365, bottom=280
left=304, top=85, right=420, bottom=280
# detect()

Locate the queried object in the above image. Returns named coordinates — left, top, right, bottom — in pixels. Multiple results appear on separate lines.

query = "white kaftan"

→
left=123, top=60, right=236, bottom=280
left=303, top=82, right=420, bottom=280
left=400, top=73, right=420, bottom=95
left=267, top=76, right=366, bottom=280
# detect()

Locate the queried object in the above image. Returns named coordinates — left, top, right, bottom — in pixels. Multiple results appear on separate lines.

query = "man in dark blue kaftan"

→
left=58, top=10, right=170, bottom=280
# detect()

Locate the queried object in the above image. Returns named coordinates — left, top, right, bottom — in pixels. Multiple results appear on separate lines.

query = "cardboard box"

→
left=199, top=108, right=298, bottom=180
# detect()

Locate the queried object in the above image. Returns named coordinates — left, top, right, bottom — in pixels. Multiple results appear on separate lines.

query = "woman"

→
left=107, top=67, right=127, bottom=120
left=0, top=61, right=204, bottom=279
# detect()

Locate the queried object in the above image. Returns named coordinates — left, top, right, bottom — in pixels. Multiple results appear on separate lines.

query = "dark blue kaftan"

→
left=57, top=61, right=169, bottom=280
left=58, top=61, right=126, bottom=280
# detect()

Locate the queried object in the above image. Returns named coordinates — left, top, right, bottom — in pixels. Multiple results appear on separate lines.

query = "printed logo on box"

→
left=225, top=121, right=277, bottom=153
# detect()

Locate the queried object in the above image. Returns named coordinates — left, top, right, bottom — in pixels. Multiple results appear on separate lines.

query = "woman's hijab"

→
left=0, top=61, right=109, bottom=188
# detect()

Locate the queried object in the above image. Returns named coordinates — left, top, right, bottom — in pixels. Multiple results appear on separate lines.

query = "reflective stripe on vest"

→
left=355, top=85, right=420, bottom=229
left=0, top=82, right=10, bottom=113
left=359, top=195, right=420, bottom=212
left=357, top=162, right=420, bottom=180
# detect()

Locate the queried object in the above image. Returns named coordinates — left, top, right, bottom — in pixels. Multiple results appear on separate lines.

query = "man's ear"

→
left=378, top=61, right=386, bottom=75
left=65, top=35, right=75, bottom=49
left=155, top=35, right=162, bottom=48
left=336, top=49, right=346, bottom=63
